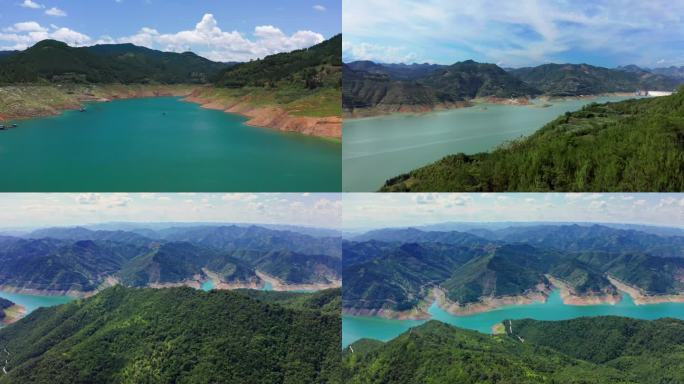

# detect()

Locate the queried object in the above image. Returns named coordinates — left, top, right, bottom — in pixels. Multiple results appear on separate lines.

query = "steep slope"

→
left=441, top=244, right=553, bottom=305
left=382, top=87, right=684, bottom=191
left=0, top=287, right=341, bottom=383
left=343, top=320, right=632, bottom=383
left=343, top=242, right=485, bottom=316
left=509, top=63, right=681, bottom=96
left=0, top=238, right=147, bottom=293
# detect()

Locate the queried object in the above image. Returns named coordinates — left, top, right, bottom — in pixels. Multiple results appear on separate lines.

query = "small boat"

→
left=0, top=125, right=5, bottom=130
left=80, top=108, right=86, bottom=112
left=11, top=124, right=17, bottom=128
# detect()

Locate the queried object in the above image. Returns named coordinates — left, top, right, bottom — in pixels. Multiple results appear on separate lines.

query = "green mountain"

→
left=0, top=225, right=341, bottom=293
left=420, top=60, right=540, bottom=99
left=381, top=87, right=684, bottom=191
left=343, top=319, right=635, bottom=383
left=343, top=242, right=486, bottom=313
left=343, top=60, right=539, bottom=114
left=0, top=40, right=228, bottom=84
left=343, top=317, right=684, bottom=383
left=0, top=286, right=341, bottom=383
left=215, top=34, right=341, bottom=89
left=509, top=63, right=680, bottom=96
left=441, top=244, right=554, bottom=305
left=343, top=225, right=684, bottom=314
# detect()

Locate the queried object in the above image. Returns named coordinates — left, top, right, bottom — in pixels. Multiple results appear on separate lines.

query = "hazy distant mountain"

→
left=343, top=59, right=538, bottom=114
left=509, top=63, right=681, bottom=96
left=651, top=66, right=684, bottom=80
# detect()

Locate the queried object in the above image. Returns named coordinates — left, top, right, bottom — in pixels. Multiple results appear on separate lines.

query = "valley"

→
left=342, top=59, right=683, bottom=192
left=342, top=223, right=684, bottom=345
left=0, top=223, right=342, bottom=324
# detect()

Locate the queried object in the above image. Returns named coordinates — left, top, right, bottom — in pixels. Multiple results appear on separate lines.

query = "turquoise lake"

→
left=200, top=280, right=273, bottom=291
left=0, top=290, right=75, bottom=326
left=342, top=289, right=684, bottom=347
left=343, top=96, right=641, bottom=191
left=0, top=97, right=341, bottom=192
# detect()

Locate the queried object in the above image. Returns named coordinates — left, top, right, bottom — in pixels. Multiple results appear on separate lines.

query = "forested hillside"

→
left=0, top=40, right=228, bottom=84
left=0, top=287, right=341, bottom=383
left=509, top=63, right=680, bottom=96
left=382, top=87, right=684, bottom=191
left=343, top=317, right=684, bottom=383
left=343, top=224, right=684, bottom=314
left=0, top=225, right=341, bottom=294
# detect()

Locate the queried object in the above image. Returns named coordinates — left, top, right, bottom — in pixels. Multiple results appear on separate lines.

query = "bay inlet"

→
left=343, top=289, right=684, bottom=347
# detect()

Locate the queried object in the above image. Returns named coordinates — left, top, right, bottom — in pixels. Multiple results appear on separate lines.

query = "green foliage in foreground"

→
left=510, top=317, right=684, bottom=384
left=382, top=88, right=684, bottom=191
left=343, top=320, right=634, bottom=383
left=0, top=286, right=341, bottom=384
left=344, top=317, right=684, bottom=383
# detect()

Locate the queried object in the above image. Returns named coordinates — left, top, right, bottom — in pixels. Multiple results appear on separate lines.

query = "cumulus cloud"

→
left=342, top=40, right=418, bottom=63
left=45, top=7, right=67, bottom=17
left=0, top=21, right=90, bottom=49
left=20, top=0, right=43, bottom=9
left=107, top=14, right=324, bottom=61
left=313, top=4, right=326, bottom=11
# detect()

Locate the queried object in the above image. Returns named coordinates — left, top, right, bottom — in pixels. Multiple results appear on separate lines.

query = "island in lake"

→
left=342, top=59, right=684, bottom=192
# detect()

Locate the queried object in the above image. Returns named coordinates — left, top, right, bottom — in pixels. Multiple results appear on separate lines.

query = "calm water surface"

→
left=342, top=289, right=684, bottom=347
left=0, top=290, right=75, bottom=327
left=343, top=96, right=640, bottom=191
left=0, top=97, right=341, bottom=191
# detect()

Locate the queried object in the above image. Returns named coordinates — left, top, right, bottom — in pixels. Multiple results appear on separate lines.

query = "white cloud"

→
left=0, top=21, right=90, bottom=49
left=111, top=14, right=324, bottom=62
left=313, top=4, right=326, bottom=11
left=4, top=21, right=46, bottom=32
left=20, top=0, right=44, bottom=9
left=343, top=0, right=684, bottom=67
left=45, top=7, right=67, bottom=17
left=343, top=40, right=418, bottom=63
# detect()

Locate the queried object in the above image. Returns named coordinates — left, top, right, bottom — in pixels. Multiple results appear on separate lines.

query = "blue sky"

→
left=0, top=193, right=341, bottom=229
left=343, top=193, right=684, bottom=229
left=0, top=0, right=340, bottom=61
left=343, top=0, right=684, bottom=68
